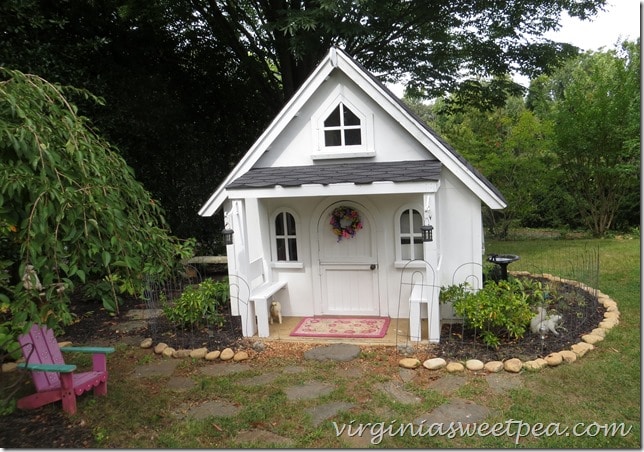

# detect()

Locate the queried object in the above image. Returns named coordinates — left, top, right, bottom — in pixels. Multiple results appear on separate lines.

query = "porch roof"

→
left=226, top=160, right=442, bottom=189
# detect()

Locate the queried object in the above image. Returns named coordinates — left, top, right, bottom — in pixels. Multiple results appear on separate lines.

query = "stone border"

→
left=400, top=272, right=619, bottom=374
left=0, top=275, right=618, bottom=375
left=140, top=341, right=251, bottom=362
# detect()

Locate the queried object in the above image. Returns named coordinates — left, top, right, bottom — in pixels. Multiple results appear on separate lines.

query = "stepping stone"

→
left=237, top=372, right=281, bottom=387
left=414, top=398, right=490, bottom=426
left=282, top=365, right=307, bottom=374
left=166, top=376, right=196, bottom=392
left=338, top=428, right=375, bottom=448
left=427, top=375, right=467, bottom=395
left=376, top=381, right=421, bottom=405
left=285, top=381, right=334, bottom=401
left=304, top=344, right=361, bottom=362
left=111, top=320, right=147, bottom=333
left=307, top=401, right=355, bottom=427
left=131, top=359, right=181, bottom=378
left=399, top=368, right=416, bottom=383
left=234, top=429, right=295, bottom=447
left=125, top=309, right=164, bottom=320
left=173, top=400, right=240, bottom=420
left=485, top=373, right=523, bottom=394
left=200, top=363, right=251, bottom=377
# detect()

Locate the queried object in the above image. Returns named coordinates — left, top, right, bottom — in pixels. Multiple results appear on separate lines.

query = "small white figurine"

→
left=269, top=300, right=282, bottom=325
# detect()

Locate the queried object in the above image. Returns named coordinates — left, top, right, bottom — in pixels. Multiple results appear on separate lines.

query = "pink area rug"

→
left=290, top=317, right=390, bottom=338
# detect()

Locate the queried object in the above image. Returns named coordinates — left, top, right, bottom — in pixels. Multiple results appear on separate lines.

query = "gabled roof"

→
left=199, top=47, right=506, bottom=217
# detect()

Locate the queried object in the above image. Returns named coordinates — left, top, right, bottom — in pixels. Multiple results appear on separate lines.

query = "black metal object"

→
left=420, top=224, right=434, bottom=242
left=487, top=254, right=520, bottom=280
left=221, top=228, right=234, bottom=245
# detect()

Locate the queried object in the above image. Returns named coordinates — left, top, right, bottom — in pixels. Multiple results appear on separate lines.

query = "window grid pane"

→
left=343, top=105, right=360, bottom=125
left=276, top=238, right=286, bottom=261
left=344, top=128, right=362, bottom=145
left=275, top=212, right=284, bottom=235
left=324, top=130, right=342, bottom=146
left=286, top=213, right=296, bottom=235
left=324, top=105, right=341, bottom=126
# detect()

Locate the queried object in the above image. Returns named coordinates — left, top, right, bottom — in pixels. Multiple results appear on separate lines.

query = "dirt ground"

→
left=0, top=277, right=603, bottom=448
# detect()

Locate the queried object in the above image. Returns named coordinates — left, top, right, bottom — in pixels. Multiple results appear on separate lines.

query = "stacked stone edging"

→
left=405, top=272, right=619, bottom=374
left=138, top=340, right=251, bottom=363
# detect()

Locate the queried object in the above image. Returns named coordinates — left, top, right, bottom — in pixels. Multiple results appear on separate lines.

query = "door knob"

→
left=370, top=264, right=377, bottom=270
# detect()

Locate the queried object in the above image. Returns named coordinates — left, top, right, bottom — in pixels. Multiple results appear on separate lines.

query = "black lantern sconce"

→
left=221, top=228, right=234, bottom=246
left=420, top=224, right=434, bottom=242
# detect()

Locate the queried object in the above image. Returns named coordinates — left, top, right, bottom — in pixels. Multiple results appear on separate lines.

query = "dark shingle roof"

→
left=226, top=160, right=441, bottom=189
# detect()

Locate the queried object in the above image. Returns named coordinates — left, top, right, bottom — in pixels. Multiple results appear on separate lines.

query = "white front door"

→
left=317, top=203, right=380, bottom=316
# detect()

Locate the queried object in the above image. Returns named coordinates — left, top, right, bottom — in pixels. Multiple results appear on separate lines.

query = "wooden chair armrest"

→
left=17, top=363, right=77, bottom=373
left=60, top=346, right=115, bottom=354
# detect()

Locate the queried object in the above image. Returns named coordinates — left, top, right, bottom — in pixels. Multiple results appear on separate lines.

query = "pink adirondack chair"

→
left=16, top=324, right=115, bottom=415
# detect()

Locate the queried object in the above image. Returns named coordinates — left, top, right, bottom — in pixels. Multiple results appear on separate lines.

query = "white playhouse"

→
left=198, top=47, right=506, bottom=342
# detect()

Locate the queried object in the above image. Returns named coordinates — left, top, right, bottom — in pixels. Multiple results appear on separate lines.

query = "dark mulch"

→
left=434, top=276, right=605, bottom=362
left=0, top=276, right=603, bottom=448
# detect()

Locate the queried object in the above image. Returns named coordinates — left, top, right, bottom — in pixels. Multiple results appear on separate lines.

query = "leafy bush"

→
left=163, top=278, right=229, bottom=329
left=440, top=278, right=537, bottom=348
left=0, top=67, right=195, bottom=344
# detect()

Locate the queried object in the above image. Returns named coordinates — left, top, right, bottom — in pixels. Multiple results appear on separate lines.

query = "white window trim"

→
left=311, top=84, right=375, bottom=160
left=269, top=208, right=302, bottom=265
left=394, top=205, right=424, bottom=264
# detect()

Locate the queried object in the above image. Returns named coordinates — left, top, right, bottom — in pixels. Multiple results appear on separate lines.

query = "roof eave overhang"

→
left=224, top=180, right=441, bottom=200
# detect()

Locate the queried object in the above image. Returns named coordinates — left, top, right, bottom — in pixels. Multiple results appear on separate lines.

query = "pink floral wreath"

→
left=330, top=206, right=363, bottom=241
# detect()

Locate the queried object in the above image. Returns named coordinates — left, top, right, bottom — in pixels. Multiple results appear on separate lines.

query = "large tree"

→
left=545, top=41, right=640, bottom=236
left=419, top=93, right=564, bottom=238
left=177, top=0, right=605, bottom=106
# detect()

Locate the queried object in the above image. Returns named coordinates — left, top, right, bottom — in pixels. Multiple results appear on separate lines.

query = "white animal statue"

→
left=269, top=300, right=282, bottom=325
left=530, top=306, right=562, bottom=336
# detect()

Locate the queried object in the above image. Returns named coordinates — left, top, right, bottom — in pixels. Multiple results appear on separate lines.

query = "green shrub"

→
left=163, top=278, right=229, bottom=328
left=440, top=279, right=535, bottom=348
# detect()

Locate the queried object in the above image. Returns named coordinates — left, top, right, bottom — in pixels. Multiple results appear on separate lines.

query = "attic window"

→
left=311, top=85, right=375, bottom=160
left=323, top=104, right=362, bottom=147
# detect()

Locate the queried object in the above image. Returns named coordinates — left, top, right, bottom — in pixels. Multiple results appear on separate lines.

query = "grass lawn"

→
left=483, top=235, right=640, bottom=448
left=8, top=234, right=641, bottom=448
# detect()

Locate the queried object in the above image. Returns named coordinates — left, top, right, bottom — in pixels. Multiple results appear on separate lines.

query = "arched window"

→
left=323, top=103, right=362, bottom=147
left=274, top=211, right=298, bottom=261
left=398, top=208, right=423, bottom=260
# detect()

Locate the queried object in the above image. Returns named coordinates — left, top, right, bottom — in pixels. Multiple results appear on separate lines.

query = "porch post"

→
left=226, top=199, right=256, bottom=337
left=423, top=193, right=441, bottom=343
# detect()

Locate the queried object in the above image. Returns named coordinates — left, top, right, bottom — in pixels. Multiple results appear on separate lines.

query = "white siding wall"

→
left=237, top=182, right=482, bottom=321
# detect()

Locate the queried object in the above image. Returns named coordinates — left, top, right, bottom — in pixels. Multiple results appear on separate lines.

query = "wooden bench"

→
left=245, top=257, right=287, bottom=337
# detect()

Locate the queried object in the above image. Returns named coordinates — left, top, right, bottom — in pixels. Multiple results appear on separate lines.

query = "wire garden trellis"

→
left=395, top=244, right=602, bottom=361
left=143, top=265, right=242, bottom=350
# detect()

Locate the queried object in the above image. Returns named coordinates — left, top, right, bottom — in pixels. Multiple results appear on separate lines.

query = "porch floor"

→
left=249, top=316, right=430, bottom=346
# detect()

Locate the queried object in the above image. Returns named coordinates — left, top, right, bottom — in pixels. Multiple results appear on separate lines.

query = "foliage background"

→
left=3, top=0, right=634, bottom=247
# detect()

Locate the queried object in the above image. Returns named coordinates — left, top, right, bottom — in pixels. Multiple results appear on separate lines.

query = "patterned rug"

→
left=290, top=317, right=390, bottom=338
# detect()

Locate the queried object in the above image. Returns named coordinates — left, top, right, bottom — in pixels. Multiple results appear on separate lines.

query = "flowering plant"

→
left=330, top=206, right=363, bottom=241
